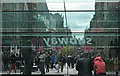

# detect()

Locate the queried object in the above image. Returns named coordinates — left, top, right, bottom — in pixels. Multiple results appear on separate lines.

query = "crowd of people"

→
left=2, top=41, right=78, bottom=75
left=2, top=50, right=77, bottom=75
left=2, top=40, right=120, bottom=75
left=2, top=52, right=21, bottom=73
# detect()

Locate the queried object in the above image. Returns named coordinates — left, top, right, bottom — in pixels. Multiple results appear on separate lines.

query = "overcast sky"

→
left=46, top=0, right=95, bottom=39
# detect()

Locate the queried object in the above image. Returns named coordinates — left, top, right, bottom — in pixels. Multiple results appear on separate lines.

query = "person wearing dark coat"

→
left=35, top=52, right=40, bottom=71
left=76, top=53, right=93, bottom=76
left=21, top=40, right=34, bottom=75
left=57, top=53, right=64, bottom=73
left=16, top=53, right=21, bottom=70
left=67, top=55, right=71, bottom=68
left=45, top=52, right=50, bottom=73
left=2, top=53, right=9, bottom=71
left=71, top=55, right=75, bottom=69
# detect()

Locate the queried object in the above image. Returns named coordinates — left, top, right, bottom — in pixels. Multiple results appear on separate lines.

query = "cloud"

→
left=66, top=3, right=95, bottom=10
left=47, top=3, right=64, bottom=10
left=46, top=0, right=95, bottom=3
left=65, top=0, right=95, bottom=3
left=65, top=12, right=94, bottom=28
left=46, top=0, right=95, bottom=39
left=76, top=22, right=89, bottom=27
left=47, top=2, right=95, bottom=10
left=66, top=12, right=94, bottom=19
left=71, top=28, right=85, bottom=32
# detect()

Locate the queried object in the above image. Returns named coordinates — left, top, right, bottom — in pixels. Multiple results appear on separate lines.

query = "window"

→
left=1, top=0, right=120, bottom=75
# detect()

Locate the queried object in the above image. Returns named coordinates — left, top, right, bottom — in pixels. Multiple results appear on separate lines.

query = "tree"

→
left=61, top=47, right=76, bottom=55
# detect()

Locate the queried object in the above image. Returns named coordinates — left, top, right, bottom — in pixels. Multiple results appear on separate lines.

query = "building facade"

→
left=2, top=2, right=73, bottom=54
left=84, top=2, right=120, bottom=57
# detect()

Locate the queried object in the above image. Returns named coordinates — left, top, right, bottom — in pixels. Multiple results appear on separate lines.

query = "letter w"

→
left=58, top=38, right=68, bottom=45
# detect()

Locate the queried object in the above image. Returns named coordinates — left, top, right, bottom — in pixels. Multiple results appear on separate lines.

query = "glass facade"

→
left=1, top=0, right=120, bottom=75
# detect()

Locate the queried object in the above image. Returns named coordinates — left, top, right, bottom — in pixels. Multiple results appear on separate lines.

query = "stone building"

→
left=2, top=2, right=73, bottom=53
left=2, top=2, right=50, bottom=53
left=84, top=2, right=120, bottom=57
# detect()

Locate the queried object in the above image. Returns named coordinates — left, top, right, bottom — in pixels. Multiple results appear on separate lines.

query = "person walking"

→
left=45, top=52, right=50, bottom=73
left=16, top=53, right=21, bottom=71
left=94, top=56, right=106, bottom=75
left=57, top=53, right=64, bottom=73
left=50, top=54, right=55, bottom=69
left=9, top=52, right=16, bottom=73
left=71, top=55, right=75, bottom=69
left=21, top=40, right=34, bottom=75
left=114, top=56, right=119, bottom=75
left=67, top=54, right=71, bottom=68
left=39, top=51, right=46, bottom=75
left=35, top=52, right=40, bottom=71
left=76, top=53, right=93, bottom=76
left=2, top=53, right=9, bottom=72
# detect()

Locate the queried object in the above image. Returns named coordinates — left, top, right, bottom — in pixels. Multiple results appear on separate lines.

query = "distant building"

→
left=2, top=2, right=50, bottom=53
left=2, top=2, right=73, bottom=53
left=84, top=2, right=120, bottom=57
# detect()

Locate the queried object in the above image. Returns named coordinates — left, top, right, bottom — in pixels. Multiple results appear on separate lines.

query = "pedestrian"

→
left=50, top=54, right=55, bottom=69
left=67, top=54, right=71, bottom=68
left=94, top=55, right=106, bottom=75
left=76, top=55, right=80, bottom=63
left=57, top=53, right=64, bottom=73
left=35, top=52, right=40, bottom=71
left=71, top=55, right=75, bottom=69
left=114, top=56, right=119, bottom=75
left=45, top=52, right=50, bottom=73
left=76, top=53, right=93, bottom=76
left=9, top=52, right=16, bottom=73
left=62, top=55, right=66, bottom=69
left=2, top=53, right=9, bottom=72
left=16, top=53, right=21, bottom=71
left=39, top=51, right=46, bottom=75
left=21, top=40, right=34, bottom=75
left=65, top=55, right=68, bottom=67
